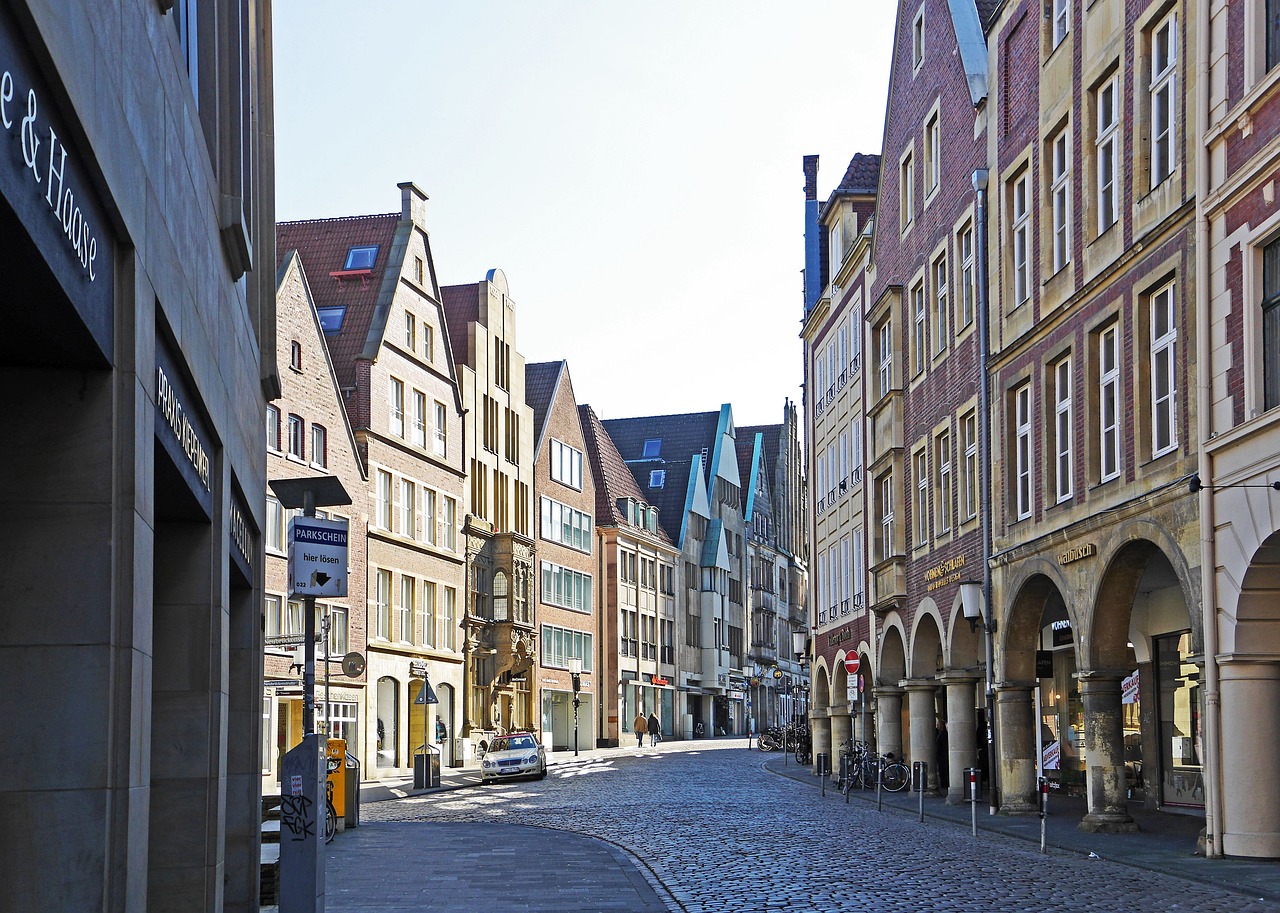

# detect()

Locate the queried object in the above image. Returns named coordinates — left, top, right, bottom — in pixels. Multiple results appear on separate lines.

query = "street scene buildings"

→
left=10, top=1, right=1280, bottom=911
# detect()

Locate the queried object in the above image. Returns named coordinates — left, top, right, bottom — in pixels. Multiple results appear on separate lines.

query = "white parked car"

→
left=479, top=732, right=547, bottom=783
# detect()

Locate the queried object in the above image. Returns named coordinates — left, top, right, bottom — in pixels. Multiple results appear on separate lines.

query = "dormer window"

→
left=649, top=470, right=666, bottom=489
left=343, top=245, right=378, bottom=271
left=643, top=439, right=661, bottom=458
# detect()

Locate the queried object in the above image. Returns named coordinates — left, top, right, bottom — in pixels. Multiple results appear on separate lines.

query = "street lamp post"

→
left=568, top=658, right=582, bottom=757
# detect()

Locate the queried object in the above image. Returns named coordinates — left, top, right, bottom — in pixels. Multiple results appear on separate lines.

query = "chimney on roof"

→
left=399, top=181, right=429, bottom=227
left=803, top=155, right=819, bottom=202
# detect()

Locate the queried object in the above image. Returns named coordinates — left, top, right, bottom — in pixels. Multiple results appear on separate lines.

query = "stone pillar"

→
left=1219, top=659, right=1280, bottom=857
left=874, top=686, right=905, bottom=761
left=830, top=705, right=853, bottom=772
left=1079, top=673, right=1137, bottom=833
left=942, top=674, right=980, bottom=805
left=904, top=680, right=942, bottom=795
left=811, top=706, right=832, bottom=775
left=996, top=682, right=1039, bottom=814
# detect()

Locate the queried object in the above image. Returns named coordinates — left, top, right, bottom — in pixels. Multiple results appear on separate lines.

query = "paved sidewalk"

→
left=762, top=751, right=1280, bottom=904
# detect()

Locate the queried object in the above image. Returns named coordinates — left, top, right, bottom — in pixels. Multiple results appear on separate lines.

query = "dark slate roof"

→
left=525, top=360, right=564, bottom=447
left=440, top=282, right=482, bottom=369
left=600, top=411, right=721, bottom=540
left=834, top=153, right=881, bottom=195
left=975, top=0, right=1002, bottom=29
left=277, top=214, right=400, bottom=390
left=578, top=404, right=672, bottom=544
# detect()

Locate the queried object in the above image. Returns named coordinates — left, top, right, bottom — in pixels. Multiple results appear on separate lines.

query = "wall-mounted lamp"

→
left=792, top=631, right=808, bottom=664
left=1190, top=472, right=1280, bottom=493
left=960, top=581, right=983, bottom=633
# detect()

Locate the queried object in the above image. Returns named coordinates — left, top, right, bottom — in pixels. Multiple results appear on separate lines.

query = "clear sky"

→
left=273, top=1, right=896, bottom=429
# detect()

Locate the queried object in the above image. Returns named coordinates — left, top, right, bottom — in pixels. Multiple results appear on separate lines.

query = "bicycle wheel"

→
left=325, top=801, right=337, bottom=844
left=881, top=762, right=909, bottom=792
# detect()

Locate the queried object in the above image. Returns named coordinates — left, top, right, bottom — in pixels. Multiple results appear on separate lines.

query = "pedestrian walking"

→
left=647, top=711, right=661, bottom=747
left=633, top=711, right=647, bottom=748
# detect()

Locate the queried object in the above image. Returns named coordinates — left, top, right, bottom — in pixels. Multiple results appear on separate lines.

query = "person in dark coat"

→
left=633, top=711, right=647, bottom=748
left=647, top=711, right=661, bottom=747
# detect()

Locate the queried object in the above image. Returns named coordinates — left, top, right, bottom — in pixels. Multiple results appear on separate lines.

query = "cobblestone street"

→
left=344, top=741, right=1280, bottom=913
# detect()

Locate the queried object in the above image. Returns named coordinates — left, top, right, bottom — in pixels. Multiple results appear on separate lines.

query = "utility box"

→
left=326, top=739, right=346, bottom=820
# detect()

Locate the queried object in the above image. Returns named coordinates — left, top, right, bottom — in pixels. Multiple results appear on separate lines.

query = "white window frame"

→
left=880, top=474, right=895, bottom=562
left=287, top=414, right=304, bottom=459
left=960, top=224, right=975, bottom=329
left=1150, top=14, right=1177, bottom=187
left=1053, top=0, right=1070, bottom=47
left=933, top=256, right=948, bottom=355
left=912, top=281, right=926, bottom=376
left=433, top=401, right=447, bottom=456
left=1097, top=76, right=1120, bottom=234
left=1051, top=128, right=1071, bottom=273
left=376, top=469, right=392, bottom=531
left=421, top=580, right=437, bottom=648
left=1100, top=324, right=1121, bottom=481
left=878, top=321, right=893, bottom=398
left=398, top=575, right=414, bottom=643
left=937, top=430, right=952, bottom=535
left=413, top=390, right=427, bottom=449
left=925, top=111, right=940, bottom=194
left=1012, top=172, right=1031, bottom=305
left=441, top=586, right=457, bottom=650
left=375, top=568, right=392, bottom=640
left=914, top=449, right=929, bottom=546
left=550, top=438, right=584, bottom=489
left=829, top=215, right=844, bottom=276
left=390, top=378, right=405, bottom=438
left=1054, top=357, right=1074, bottom=503
left=266, top=404, right=280, bottom=451
left=400, top=479, right=416, bottom=539
left=1151, top=282, right=1178, bottom=456
left=1015, top=384, right=1033, bottom=520
left=962, top=411, right=977, bottom=522
left=311, top=424, right=327, bottom=469
left=405, top=311, right=416, bottom=351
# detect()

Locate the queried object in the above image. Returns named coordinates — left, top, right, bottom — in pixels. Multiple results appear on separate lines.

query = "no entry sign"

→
left=844, top=655, right=860, bottom=674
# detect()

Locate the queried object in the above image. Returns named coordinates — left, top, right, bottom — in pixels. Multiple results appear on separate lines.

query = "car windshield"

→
left=493, top=735, right=536, bottom=752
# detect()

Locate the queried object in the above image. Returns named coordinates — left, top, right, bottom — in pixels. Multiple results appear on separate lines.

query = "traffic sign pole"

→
left=302, top=489, right=317, bottom=735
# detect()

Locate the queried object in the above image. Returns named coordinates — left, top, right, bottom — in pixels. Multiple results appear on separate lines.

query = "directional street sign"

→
left=287, top=516, right=349, bottom=597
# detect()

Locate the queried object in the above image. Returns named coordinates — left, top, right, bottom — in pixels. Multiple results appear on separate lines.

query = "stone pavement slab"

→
left=323, top=821, right=672, bottom=912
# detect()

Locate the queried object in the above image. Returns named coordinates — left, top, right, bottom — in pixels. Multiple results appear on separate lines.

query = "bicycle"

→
left=875, top=752, right=910, bottom=792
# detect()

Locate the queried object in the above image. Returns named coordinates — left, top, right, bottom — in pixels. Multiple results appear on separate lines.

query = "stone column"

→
left=1079, top=672, right=1137, bottom=833
left=830, top=704, right=853, bottom=774
left=1219, top=659, right=1280, bottom=856
left=904, top=680, right=942, bottom=794
left=874, top=686, right=905, bottom=761
left=810, top=705, right=832, bottom=775
left=941, top=674, right=980, bottom=805
left=996, top=682, right=1039, bottom=814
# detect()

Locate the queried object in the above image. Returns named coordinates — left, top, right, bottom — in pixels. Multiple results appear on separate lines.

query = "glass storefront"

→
left=1156, top=632, right=1203, bottom=808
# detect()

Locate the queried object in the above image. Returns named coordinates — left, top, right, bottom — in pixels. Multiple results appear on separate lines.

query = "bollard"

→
left=816, top=753, right=830, bottom=797
left=876, top=760, right=884, bottom=812
left=912, top=761, right=927, bottom=822
left=1039, top=777, right=1050, bottom=854
left=969, top=768, right=977, bottom=837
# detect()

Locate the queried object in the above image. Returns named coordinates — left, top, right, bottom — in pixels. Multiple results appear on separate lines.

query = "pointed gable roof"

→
left=440, top=282, right=482, bottom=368
left=525, top=360, right=564, bottom=454
left=578, top=404, right=673, bottom=544
left=276, top=213, right=400, bottom=390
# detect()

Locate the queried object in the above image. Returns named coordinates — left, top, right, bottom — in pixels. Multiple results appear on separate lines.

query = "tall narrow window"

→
left=1097, top=76, right=1120, bottom=234
left=878, top=321, right=893, bottom=398
left=422, top=581, right=437, bottom=648
left=912, top=281, right=926, bottom=376
left=1054, top=358, right=1073, bottom=503
left=925, top=112, right=940, bottom=194
left=1053, top=0, right=1070, bottom=47
left=1150, top=15, right=1177, bottom=187
left=914, top=449, right=929, bottom=547
left=829, top=215, right=844, bottom=275
left=1051, top=128, right=1071, bottom=273
left=1100, top=324, right=1121, bottom=481
left=933, top=255, right=948, bottom=354
left=376, top=470, right=392, bottom=530
left=442, top=587, right=457, bottom=650
left=266, top=404, right=280, bottom=451
left=959, top=223, right=975, bottom=328
left=400, top=479, right=416, bottom=539
left=1264, top=237, right=1280, bottom=410
left=1014, top=384, right=1033, bottom=520
left=311, top=424, right=327, bottom=469
left=405, top=311, right=416, bottom=351
left=962, top=411, right=978, bottom=522
left=913, top=8, right=925, bottom=68
left=1151, top=282, right=1178, bottom=456
left=398, top=576, right=414, bottom=642
left=390, top=378, right=405, bottom=438
left=413, top=390, right=427, bottom=449
left=879, top=474, right=894, bottom=563
left=423, top=489, right=437, bottom=546
left=375, top=568, right=392, bottom=640
left=1012, top=172, right=1031, bottom=305
left=901, top=152, right=915, bottom=232
left=288, top=414, right=304, bottom=459
left=937, top=430, right=952, bottom=535
left=433, top=402, right=448, bottom=456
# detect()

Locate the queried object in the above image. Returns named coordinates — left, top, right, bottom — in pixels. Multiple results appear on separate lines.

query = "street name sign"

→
left=288, top=516, right=349, bottom=597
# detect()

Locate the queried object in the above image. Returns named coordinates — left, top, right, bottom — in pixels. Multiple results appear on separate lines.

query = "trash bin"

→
left=815, top=752, right=830, bottom=776
left=911, top=761, right=928, bottom=792
left=413, top=747, right=441, bottom=789
left=344, top=753, right=360, bottom=829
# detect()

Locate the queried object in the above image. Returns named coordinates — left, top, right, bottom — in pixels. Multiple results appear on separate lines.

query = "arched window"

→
left=493, top=571, right=509, bottom=622
left=376, top=676, right=400, bottom=768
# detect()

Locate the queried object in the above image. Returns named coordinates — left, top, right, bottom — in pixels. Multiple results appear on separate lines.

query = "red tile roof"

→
left=578, top=404, right=672, bottom=544
left=441, top=283, right=482, bottom=369
left=277, top=213, right=400, bottom=391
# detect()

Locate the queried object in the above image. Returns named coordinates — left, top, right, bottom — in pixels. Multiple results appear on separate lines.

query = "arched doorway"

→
left=876, top=623, right=908, bottom=760
left=811, top=663, right=831, bottom=771
left=436, top=683, right=456, bottom=766
left=1083, top=538, right=1195, bottom=832
left=376, top=676, right=399, bottom=769
left=907, top=608, right=944, bottom=793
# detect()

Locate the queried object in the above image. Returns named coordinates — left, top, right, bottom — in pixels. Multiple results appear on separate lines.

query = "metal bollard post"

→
left=876, top=760, right=884, bottom=812
left=912, top=761, right=927, bottom=821
left=969, top=768, right=977, bottom=837
left=1039, top=777, right=1049, bottom=854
